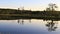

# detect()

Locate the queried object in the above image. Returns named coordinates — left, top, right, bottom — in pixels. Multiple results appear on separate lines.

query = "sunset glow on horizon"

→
left=0, top=0, right=60, bottom=11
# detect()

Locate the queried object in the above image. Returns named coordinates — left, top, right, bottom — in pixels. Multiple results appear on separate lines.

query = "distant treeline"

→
left=0, top=8, right=60, bottom=20
left=0, top=8, right=59, bottom=14
left=0, top=8, right=60, bottom=16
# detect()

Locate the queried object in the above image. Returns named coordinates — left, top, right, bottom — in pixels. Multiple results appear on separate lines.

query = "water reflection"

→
left=29, top=19, right=31, bottom=23
left=45, top=20, right=58, bottom=32
left=17, top=19, right=58, bottom=32
left=0, top=19, right=59, bottom=34
left=17, top=19, right=31, bottom=25
left=17, top=19, right=24, bottom=25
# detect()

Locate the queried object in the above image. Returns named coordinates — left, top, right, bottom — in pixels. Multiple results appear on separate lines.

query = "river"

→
left=0, top=19, right=60, bottom=34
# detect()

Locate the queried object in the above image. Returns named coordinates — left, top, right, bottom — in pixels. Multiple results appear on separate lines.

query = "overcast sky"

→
left=0, top=0, right=60, bottom=11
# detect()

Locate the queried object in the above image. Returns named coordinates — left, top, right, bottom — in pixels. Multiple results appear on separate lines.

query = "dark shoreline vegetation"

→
left=0, top=8, right=60, bottom=20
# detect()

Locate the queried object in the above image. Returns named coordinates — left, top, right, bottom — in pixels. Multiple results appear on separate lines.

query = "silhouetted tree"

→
left=46, top=3, right=58, bottom=11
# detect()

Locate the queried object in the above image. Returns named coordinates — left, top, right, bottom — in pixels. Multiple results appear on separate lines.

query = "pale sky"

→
left=0, top=0, right=60, bottom=11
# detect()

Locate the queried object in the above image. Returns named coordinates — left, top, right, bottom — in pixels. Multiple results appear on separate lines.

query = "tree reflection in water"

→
left=17, top=19, right=24, bottom=25
left=17, top=19, right=58, bottom=31
left=17, top=19, right=31, bottom=25
left=46, top=20, right=58, bottom=32
left=29, top=19, right=31, bottom=23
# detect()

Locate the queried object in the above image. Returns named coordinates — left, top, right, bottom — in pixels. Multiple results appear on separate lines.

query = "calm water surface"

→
left=0, top=19, right=60, bottom=34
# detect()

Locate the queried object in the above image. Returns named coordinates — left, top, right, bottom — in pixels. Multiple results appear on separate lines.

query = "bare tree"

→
left=46, top=3, right=58, bottom=11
